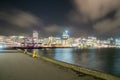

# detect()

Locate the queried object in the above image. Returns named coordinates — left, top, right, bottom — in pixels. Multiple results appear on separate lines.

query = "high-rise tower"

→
left=33, top=31, right=39, bottom=43
left=62, top=30, right=69, bottom=40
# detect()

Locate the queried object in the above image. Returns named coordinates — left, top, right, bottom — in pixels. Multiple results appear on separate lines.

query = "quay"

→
left=0, top=48, right=120, bottom=80
left=0, top=48, right=97, bottom=80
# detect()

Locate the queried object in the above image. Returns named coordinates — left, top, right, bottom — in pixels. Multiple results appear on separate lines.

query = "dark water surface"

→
left=28, top=48, right=120, bottom=77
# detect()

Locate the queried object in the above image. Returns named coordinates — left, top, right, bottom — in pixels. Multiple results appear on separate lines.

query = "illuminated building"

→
left=33, top=31, right=39, bottom=43
left=62, top=30, right=70, bottom=47
left=62, top=30, right=69, bottom=39
left=115, top=38, right=120, bottom=48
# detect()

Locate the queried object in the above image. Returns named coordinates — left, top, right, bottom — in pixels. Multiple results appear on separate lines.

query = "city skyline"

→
left=0, top=0, right=120, bottom=38
left=0, top=30, right=119, bottom=48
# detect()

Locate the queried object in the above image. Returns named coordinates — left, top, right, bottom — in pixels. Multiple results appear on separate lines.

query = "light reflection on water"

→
left=28, top=48, right=120, bottom=77
left=112, top=49, right=120, bottom=76
left=54, top=48, right=74, bottom=63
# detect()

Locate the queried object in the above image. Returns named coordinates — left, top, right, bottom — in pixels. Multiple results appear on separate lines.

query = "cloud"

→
left=42, top=24, right=66, bottom=36
left=44, top=24, right=64, bottom=32
left=71, top=0, right=120, bottom=34
left=0, top=9, right=41, bottom=28
left=10, top=11, right=40, bottom=27
left=68, top=10, right=89, bottom=23
left=93, top=19, right=119, bottom=33
left=0, top=9, right=43, bottom=36
left=74, top=0, right=119, bottom=20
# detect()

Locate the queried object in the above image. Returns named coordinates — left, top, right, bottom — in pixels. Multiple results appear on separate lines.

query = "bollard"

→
left=32, top=50, right=37, bottom=58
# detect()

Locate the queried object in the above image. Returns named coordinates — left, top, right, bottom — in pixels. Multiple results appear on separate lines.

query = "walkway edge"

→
left=17, top=49, right=120, bottom=80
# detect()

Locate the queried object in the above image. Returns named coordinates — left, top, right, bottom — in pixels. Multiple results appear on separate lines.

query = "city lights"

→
left=0, top=31, right=119, bottom=48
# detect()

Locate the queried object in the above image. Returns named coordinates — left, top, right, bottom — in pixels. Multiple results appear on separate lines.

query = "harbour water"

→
left=29, top=48, right=120, bottom=77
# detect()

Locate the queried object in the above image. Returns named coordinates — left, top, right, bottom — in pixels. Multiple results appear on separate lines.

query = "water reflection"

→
left=88, top=49, right=97, bottom=69
left=54, top=48, right=74, bottom=63
left=112, top=49, right=120, bottom=76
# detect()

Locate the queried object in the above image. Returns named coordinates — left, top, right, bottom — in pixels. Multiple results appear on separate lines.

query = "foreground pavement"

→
left=0, top=49, right=101, bottom=80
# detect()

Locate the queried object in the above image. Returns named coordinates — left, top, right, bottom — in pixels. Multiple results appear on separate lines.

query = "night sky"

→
left=0, top=0, right=120, bottom=39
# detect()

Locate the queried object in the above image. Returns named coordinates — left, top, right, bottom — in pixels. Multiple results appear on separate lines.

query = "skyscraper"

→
left=33, top=31, right=39, bottom=43
left=62, top=30, right=69, bottom=40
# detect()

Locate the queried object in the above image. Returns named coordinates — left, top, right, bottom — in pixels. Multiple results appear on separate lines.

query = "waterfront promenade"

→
left=0, top=49, right=98, bottom=80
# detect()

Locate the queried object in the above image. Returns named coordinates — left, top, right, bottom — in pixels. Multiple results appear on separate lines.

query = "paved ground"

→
left=0, top=49, right=100, bottom=80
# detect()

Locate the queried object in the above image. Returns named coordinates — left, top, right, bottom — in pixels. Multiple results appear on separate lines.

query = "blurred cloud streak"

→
left=44, top=24, right=64, bottom=32
left=0, top=9, right=41, bottom=28
left=71, top=0, right=120, bottom=34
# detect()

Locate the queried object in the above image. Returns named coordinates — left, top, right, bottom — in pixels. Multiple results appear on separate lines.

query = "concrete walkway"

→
left=0, top=49, right=98, bottom=80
